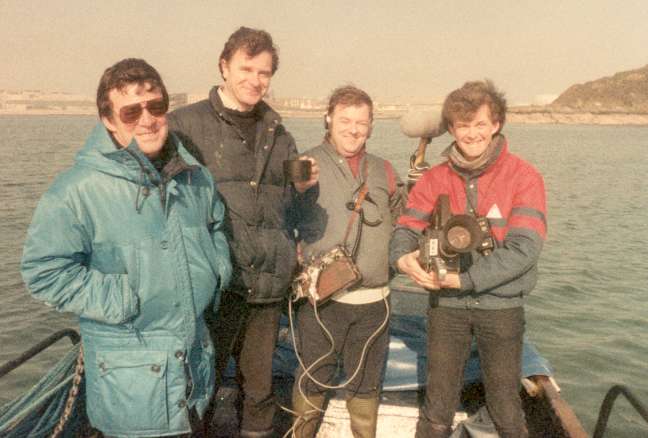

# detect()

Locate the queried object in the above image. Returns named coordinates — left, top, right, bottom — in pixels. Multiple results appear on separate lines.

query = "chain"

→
left=50, top=343, right=84, bottom=438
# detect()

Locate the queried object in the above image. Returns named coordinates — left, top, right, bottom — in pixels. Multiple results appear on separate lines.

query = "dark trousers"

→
left=416, top=306, right=528, bottom=438
left=206, top=291, right=283, bottom=433
left=294, top=298, right=390, bottom=398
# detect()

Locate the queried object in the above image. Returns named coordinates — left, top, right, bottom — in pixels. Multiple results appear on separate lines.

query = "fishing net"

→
left=0, top=343, right=88, bottom=438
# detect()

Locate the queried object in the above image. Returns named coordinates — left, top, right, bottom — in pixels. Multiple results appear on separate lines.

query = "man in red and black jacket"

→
left=389, top=80, right=547, bottom=438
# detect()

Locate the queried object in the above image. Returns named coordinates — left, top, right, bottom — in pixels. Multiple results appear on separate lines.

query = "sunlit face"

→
left=448, top=104, right=500, bottom=161
left=101, top=83, right=168, bottom=158
left=327, top=104, right=372, bottom=157
left=221, top=49, right=273, bottom=111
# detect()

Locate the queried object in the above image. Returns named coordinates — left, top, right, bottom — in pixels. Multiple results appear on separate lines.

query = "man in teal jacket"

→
left=21, top=58, right=232, bottom=437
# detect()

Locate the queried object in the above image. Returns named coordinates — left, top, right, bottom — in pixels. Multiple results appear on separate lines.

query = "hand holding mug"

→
left=285, top=156, right=319, bottom=193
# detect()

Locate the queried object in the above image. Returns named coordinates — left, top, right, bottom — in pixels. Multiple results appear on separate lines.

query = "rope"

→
left=49, top=343, right=84, bottom=438
left=0, top=335, right=82, bottom=437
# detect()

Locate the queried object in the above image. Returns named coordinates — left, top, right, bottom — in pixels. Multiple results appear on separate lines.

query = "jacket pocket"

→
left=91, top=241, right=141, bottom=297
left=87, top=350, right=168, bottom=434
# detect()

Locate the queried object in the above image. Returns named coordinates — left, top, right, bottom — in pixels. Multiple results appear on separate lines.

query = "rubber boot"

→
left=346, top=396, right=380, bottom=438
left=291, top=391, right=326, bottom=438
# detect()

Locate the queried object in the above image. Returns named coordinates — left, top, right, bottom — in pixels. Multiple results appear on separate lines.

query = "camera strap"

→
left=341, top=160, right=369, bottom=261
left=464, top=193, right=497, bottom=254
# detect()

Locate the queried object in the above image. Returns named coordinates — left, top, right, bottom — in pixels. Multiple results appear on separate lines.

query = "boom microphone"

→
left=399, top=109, right=446, bottom=139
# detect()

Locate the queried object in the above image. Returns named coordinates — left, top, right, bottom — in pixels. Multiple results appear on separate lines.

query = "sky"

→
left=2, top=0, right=648, bottom=105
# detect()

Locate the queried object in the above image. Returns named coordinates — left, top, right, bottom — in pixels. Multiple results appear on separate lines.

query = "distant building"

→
left=0, top=90, right=94, bottom=113
left=269, top=97, right=326, bottom=111
left=0, top=88, right=445, bottom=118
left=183, top=92, right=206, bottom=105
left=169, top=93, right=188, bottom=110
left=533, top=94, right=559, bottom=106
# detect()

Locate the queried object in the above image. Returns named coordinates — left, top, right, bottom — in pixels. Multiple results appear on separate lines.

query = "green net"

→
left=0, top=343, right=87, bottom=438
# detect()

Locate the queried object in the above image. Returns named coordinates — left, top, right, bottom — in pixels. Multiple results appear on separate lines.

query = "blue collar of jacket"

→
left=75, top=123, right=199, bottom=184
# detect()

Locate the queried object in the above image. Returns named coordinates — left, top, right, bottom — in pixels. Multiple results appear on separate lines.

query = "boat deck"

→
left=206, top=375, right=584, bottom=438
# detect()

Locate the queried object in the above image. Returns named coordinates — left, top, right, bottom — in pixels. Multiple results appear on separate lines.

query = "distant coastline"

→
left=2, top=106, right=648, bottom=125
left=5, top=63, right=648, bottom=126
left=0, top=109, right=95, bottom=116
left=507, top=106, right=648, bottom=125
left=1, top=92, right=647, bottom=125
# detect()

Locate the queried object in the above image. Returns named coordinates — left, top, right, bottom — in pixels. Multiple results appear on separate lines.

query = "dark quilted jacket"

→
left=168, top=87, right=303, bottom=303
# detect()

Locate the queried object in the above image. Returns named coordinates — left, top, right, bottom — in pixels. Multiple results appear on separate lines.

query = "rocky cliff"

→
left=505, top=65, right=648, bottom=124
left=550, top=64, right=648, bottom=113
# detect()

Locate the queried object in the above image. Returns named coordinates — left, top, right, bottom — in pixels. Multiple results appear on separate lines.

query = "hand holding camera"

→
left=398, top=194, right=494, bottom=291
left=397, top=250, right=452, bottom=290
left=418, top=194, right=494, bottom=283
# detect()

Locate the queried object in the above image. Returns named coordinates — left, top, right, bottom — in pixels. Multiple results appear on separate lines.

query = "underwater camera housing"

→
left=418, top=194, right=495, bottom=281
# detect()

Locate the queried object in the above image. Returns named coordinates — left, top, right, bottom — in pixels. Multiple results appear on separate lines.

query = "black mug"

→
left=283, top=159, right=312, bottom=183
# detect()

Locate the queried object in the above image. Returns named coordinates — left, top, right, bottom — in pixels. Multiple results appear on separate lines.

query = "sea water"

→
left=1, top=115, right=646, bottom=437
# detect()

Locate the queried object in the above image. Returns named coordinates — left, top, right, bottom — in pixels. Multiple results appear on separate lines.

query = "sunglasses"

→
left=118, top=98, right=168, bottom=124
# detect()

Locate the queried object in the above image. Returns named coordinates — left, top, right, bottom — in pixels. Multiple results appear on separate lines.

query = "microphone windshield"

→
left=399, top=109, right=446, bottom=139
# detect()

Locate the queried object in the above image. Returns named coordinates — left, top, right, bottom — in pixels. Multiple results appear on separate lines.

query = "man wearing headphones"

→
left=291, top=85, right=406, bottom=438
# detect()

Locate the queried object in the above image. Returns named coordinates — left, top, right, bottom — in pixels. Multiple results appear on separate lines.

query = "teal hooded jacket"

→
left=21, top=123, right=232, bottom=437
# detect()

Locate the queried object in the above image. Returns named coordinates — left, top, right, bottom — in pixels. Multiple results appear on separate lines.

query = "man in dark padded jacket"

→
left=168, top=27, right=319, bottom=438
